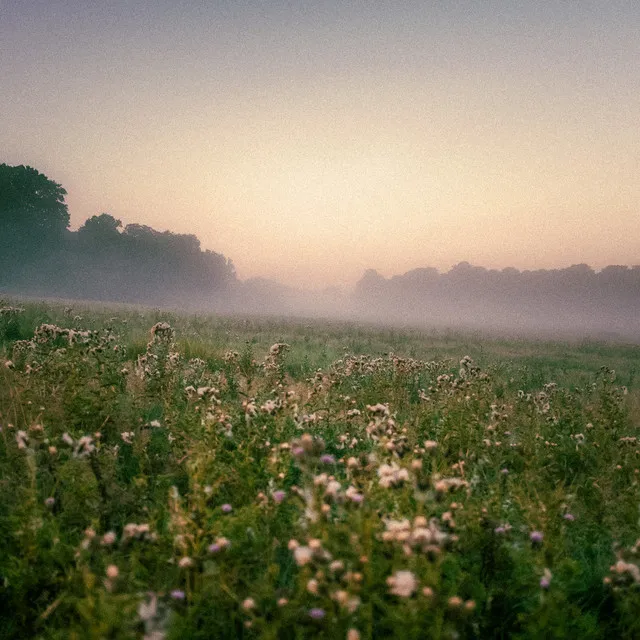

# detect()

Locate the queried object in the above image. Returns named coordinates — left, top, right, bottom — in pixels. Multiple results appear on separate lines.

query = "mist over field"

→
left=1, top=176, right=638, bottom=341
left=1, top=160, right=639, bottom=340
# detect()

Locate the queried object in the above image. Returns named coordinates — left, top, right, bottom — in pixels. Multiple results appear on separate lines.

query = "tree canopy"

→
left=0, top=163, right=69, bottom=237
left=0, top=163, right=236, bottom=305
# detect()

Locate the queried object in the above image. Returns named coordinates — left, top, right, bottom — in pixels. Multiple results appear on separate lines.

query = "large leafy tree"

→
left=0, top=163, right=70, bottom=239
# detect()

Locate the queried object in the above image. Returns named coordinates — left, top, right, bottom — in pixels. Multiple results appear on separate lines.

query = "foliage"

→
left=0, top=164, right=235, bottom=305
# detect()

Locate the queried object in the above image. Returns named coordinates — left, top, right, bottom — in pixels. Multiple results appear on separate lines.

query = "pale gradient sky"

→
left=2, top=1, right=639, bottom=288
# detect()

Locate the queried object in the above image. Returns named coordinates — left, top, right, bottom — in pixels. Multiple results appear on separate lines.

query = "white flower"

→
left=377, top=462, right=410, bottom=488
left=138, top=593, right=158, bottom=622
left=293, top=546, right=314, bottom=566
left=106, top=564, right=119, bottom=579
left=387, top=570, right=417, bottom=597
left=16, top=430, right=28, bottom=449
left=101, top=531, right=117, bottom=545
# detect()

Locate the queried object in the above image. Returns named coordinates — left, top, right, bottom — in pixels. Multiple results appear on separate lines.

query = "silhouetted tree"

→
left=0, top=164, right=70, bottom=283
left=78, top=213, right=122, bottom=241
left=0, top=164, right=69, bottom=236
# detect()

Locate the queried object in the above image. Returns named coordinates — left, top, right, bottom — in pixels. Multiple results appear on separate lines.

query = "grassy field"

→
left=1, top=298, right=640, bottom=639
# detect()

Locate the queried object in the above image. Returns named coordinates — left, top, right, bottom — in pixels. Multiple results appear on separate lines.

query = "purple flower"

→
left=530, top=531, right=544, bottom=544
left=208, top=543, right=221, bottom=553
left=500, top=468, right=509, bottom=475
left=540, top=569, right=552, bottom=589
left=320, top=454, right=335, bottom=464
left=221, top=504, right=232, bottom=513
left=170, top=590, right=186, bottom=600
left=292, top=446, right=305, bottom=457
left=273, top=490, right=286, bottom=504
left=563, top=513, right=575, bottom=521
left=494, top=526, right=506, bottom=535
left=309, top=608, right=326, bottom=620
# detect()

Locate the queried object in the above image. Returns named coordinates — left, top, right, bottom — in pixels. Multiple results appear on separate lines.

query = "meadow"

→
left=1, top=299, right=640, bottom=639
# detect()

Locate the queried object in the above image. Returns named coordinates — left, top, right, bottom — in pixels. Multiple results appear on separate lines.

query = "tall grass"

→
left=1, top=299, right=639, bottom=639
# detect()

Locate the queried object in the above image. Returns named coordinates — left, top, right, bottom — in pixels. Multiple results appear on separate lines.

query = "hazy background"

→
left=2, top=0, right=639, bottom=289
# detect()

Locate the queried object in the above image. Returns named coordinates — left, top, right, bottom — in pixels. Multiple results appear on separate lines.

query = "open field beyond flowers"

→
left=1, top=300, right=640, bottom=639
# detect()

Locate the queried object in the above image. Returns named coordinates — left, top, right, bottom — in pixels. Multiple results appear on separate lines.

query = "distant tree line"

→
left=0, top=164, right=236, bottom=305
left=3, top=162, right=639, bottom=336
left=353, top=262, right=640, bottom=336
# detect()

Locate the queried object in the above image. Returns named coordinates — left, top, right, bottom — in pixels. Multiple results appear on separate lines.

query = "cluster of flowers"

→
left=0, top=306, right=25, bottom=316
left=382, top=515, right=451, bottom=555
left=136, top=322, right=180, bottom=381
left=263, top=342, right=290, bottom=376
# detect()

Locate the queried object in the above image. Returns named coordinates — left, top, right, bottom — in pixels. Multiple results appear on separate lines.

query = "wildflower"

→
left=221, top=504, right=233, bottom=513
left=121, top=431, right=134, bottom=444
left=387, top=570, right=417, bottom=597
left=242, top=598, right=256, bottom=611
left=307, top=579, right=319, bottom=595
left=170, top=590, right=186, bottom=600
left=377, top=462, right=410, bottom=488
left=448, top=596, right=463, bottom=608
left=277, top=597, right=288, bottom=606
left=563, top=513, right=575, bottom=521
left=610, top=560, right=640, bottom=582
left=138, top=593, right=158, bottom=623
left=346, top=486, right=364, bottom=503
left=44, top=497, right=55, bottom=508
left=16, top=430, right=28, bottom=449
left=102, top=531, right=117, bottom=545
left=272, top=490, right=286, bottom=503
left=329, top=560, right=344, bottom=572
left=106, top=565, right=119, bottom=579
left=347, top=630, right=361, bottom=640
left=433, top=477, right=469, bottom=493
left=178, top=557, right=193, bottom=568
left=540, top=568, right=552, bottom=589
left=367, top=403, right=390, bottom=417
left=530, top=531, right=544, bottom=545
left=424, top=440, right=438, bottom=451
left=325, top=480, right=341, bottom=498
left=123, top=523, right=151, bottom=540
left=74, top=435, right=95, bottom=458
left=320, top=454, right=336, bottom=464
left=293, top=546, right=313, bottom=566
left=309, top=608, right=325, bottom=620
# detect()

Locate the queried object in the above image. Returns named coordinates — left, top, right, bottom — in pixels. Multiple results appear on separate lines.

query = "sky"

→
left=1, top=0, right=639, bottom=289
